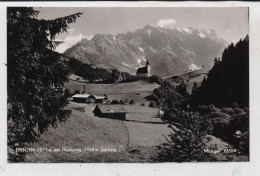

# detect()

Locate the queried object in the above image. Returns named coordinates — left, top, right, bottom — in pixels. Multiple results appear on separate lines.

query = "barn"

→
left=72, top=94, right=91, bottom=103
left=93, top=104, right=128, bottom=120
left=89, top=95, right=106, bottom=103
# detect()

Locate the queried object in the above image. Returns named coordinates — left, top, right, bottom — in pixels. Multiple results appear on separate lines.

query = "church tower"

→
left=146, top=60, right=150, bottom=77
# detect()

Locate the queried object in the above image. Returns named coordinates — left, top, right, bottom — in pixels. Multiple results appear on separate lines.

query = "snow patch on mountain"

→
left=147, top=29, right=152, bottom=39
left=198, top=32, right=206, bottom=38
left=189, top=63, right=200, bottom=71
left=86, top=35, right=94, bottom=40
left=182, top=28, right=192, bottom=34
left=123, top=62, right=130, bottom=67
left=163, top=47, right=177, bottom=57
left=131, top=64, right=138, bottom=69
left=176, top=28, right=182, bottom=32
left=105, top=36, right=113, bottom=44
left=141, top=56, right=146, bottom=61
left=137, top=57, right=142, bottom=64
left=138, top=47, right=144, bottom=53
left=149, top=46, right=156, bottom=53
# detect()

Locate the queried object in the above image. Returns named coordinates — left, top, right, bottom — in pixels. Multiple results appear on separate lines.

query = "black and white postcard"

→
left=6, top=6, right=249, bottom=163
left=2, top=1, right=260, bottom=176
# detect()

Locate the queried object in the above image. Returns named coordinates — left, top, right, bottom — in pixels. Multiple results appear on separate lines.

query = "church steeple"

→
left=146, top=60, right=149, bottom=66
left=146, top=60, right=150, bottom=77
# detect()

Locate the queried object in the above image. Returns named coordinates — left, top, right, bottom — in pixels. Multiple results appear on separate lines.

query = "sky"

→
left=35, top=7, right=249, bottom=53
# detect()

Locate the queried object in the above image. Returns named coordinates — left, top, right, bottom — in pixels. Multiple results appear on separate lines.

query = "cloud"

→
left=54, top=28, right=93, bottom=53
left=67, top=28, right=76, bottom=34
left=55, top=33, right=86, bottom=53
left=156, top=18, right=177, bottom=28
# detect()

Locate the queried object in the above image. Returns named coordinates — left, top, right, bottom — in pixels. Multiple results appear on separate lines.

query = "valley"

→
left=24, top=70, right=231, bottom=162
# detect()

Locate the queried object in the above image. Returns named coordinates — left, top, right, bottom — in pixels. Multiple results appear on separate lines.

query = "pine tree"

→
left=7, top=7, right=82, bottom=160
left=191, top=82, right=198, bottom=94
left=157, top=111, right=215, bottom=162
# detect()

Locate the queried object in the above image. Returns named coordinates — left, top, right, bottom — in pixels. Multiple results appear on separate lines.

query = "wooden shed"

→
left=93, top=104, right=127, bottom=120
left=72, top=94, right=91, bottom=103
left=89, top=95, right=106, bottom=103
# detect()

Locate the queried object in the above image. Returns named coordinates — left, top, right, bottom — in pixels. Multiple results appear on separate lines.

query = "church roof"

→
left=136, top=66, right=148, bottom=74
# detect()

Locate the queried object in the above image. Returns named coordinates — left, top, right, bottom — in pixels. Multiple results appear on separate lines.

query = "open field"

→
left=65, top=80, right=159, bottom=94
left=66, top=80, right=160, bottom=105
left=25, top=106, right=129, bottom=162
left=124, top=122, right=170, bottom=146
left=25, top=101, right=238, bottom=162
left=25, top=76, right=240, bottom=162
left=25, top=102, right=170, bottom=162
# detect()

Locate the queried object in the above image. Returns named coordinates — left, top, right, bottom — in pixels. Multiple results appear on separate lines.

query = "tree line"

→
left=191, top=36, right=249, bottom=107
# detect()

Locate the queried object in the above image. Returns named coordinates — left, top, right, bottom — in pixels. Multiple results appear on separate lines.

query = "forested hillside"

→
left=66, top=56, right=112, bottom=82
left=151, top=36, right=249, bottom=161
left=191, top=36, right=249, bottom=108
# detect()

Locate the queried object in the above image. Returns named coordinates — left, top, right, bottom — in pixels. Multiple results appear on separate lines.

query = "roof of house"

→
left=72, top=94, right=91, bottom=98
left=95, top=104, right=128, bottom=114
left=136, top=66, right=148, bottom=74
left=90, top=95, right=105, bottom=100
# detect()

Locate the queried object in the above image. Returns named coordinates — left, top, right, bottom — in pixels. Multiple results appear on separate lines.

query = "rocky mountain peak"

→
left=64, top=25, right=228, bottom=77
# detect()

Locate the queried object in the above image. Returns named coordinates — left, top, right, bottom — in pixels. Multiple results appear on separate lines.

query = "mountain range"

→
left=64, top=25, right=229, bottom=77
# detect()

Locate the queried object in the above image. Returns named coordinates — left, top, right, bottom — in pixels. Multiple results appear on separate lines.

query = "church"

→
left=136, top=60, right=150, bottom=78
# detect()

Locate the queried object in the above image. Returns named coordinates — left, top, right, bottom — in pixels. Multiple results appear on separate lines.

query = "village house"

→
left=136, top=60, right=150, bottom=78
left=72, top=94, right=91, bottom=103
left=89, top=94, right=106, bottom=104
left=93, top=104, right=128, bottom=120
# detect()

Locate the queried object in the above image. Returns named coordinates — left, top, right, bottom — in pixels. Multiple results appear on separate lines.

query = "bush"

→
left=149, top=101, right=156, bottom=108
left=124, top=98, right=129, bottom=104
left=156, top=110, right=215, bottom=162
left=221, top=107, right=235, bottom=116
left=210, top=111, right=231, bottom=139
left=64, top=88, right=71, bottom=98
left=233, top=130, right=249, bottom=155
left=73, top=90, right=80, bottom=95
left=141, top=103, right=145, bottom=106
left=129, top=99, right=135, bottom=105
left=197, top=106, right=249, bottom=155
left=149, top=75, right=163, bottom=85
left=151, top=80, right=187, bottom=110
left=111, top=99, right=120, bottom=104
left=119, top=100, right=125, bottom=105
